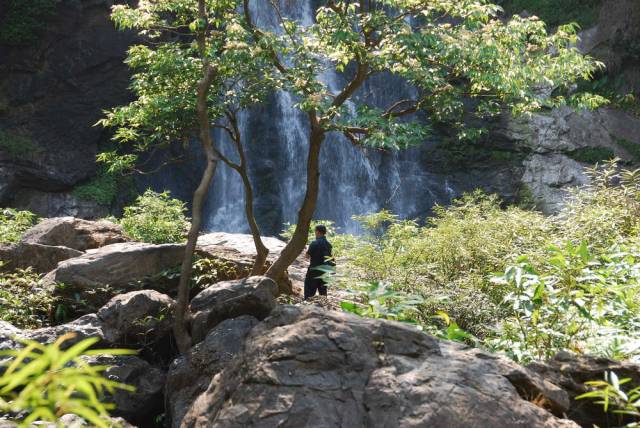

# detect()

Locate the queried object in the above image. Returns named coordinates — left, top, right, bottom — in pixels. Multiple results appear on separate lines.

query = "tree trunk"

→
left=265, top=124, right=325, bottom=283
left=243, top=171, right=270, bottom=275
left=173, top=0, right=218, bottom=354
left=227, top=113, right=269, bottom=275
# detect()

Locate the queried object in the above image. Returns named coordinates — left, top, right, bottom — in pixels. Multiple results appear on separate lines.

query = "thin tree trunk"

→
left=216, top=112, right=270, bottom=275
left=265, top=123, right=325, bottom=284
left=242, top=171, right=269, bottom=275
left=173, top=0, right=218, bottom=354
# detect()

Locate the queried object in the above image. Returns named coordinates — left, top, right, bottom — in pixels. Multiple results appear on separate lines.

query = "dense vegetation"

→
left=324, top=161, right=640, bottom=364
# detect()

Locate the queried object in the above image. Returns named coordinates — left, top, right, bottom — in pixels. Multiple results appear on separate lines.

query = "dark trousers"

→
left=304, top=269, right=327, bottom=299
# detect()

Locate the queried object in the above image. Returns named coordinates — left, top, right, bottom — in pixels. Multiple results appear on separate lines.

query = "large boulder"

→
left=97, top=290, right=175, bottom=349
left=84, top=354, right=166, bottom=426
left=166, top=316, right=259, bottom=428
left=20, top=217, right=127, bottom=251
left=45, top=242, right=184, bottom=309
left=26, top=314, right=107, bottom=349
left=0, top=242, right=82, bottom=273
left=182, top=306, right=575, bottom=428
left=529, top=352, right=640, bottom=427
left=189, top=276, right=277, bottom=343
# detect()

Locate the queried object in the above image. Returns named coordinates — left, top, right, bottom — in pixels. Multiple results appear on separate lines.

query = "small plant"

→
left=0, top=0, right=57, bottom=46
left=0, top=334, right=135, bottom=427
left=120, top=190, right=189, bottom=244
left=192, top=257, right=240, bottom=289
left=0, top=129, right=38, bottom=159
left=577, top=371, right=640, bottom=427
left=0, top=208, right=37, bottom=244
left=339, top=281, right=424, bottom=323
left=0, top=268, right=57, bottom=329
left=73, top=168, right=119, bottom=206
left=568, top=147, right=616, bottom=164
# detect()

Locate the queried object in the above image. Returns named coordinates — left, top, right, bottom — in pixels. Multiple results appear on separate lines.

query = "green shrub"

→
left=330, top=160, right=640, bottom=357
left=617, top=138, right=640, bottom=162
left=120, top=190, right=189, bottom=244
left=558, top=160, right=640, bottom=249
left=0, top=129, right=37, bottom=159
left=0, top=0, right=57, bottom=46
left=0, top=208, right=37, bottom=244
left=0, top=334, right=135, bottom=427
left=0, top=268, right=57, bottom=329
left=577, top=372, right=640, bottom=426
left=568, top=147, right=616, bottom=164
left=73, top=168, right=119, bottom=206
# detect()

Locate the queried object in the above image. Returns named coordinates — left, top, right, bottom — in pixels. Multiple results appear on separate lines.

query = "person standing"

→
left=304, top=224, right=334, bottom=299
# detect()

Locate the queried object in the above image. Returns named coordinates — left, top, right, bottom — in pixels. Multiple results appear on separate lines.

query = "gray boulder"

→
left=529, top=352, right=640, bottom=427
left=166, top=316, right=259, bottom=428
left=97, top=290, right=175, bottom=348
left=45, top=242, right=184, bottom=309
left=182, top=306, right=575, bottom=428
left=82, top=354, right=165, bottom=426
left=26, top=314, right=107, bottom=348
left=20, top=217, right=127, bottom=251
left=0, top=242, right=82, bottom=273
left=189, top=276, right=277, bottom=343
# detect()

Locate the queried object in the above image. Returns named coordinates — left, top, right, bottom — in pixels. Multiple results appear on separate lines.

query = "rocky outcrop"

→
left=20, top=217, right=126, bottom=251
left=189, top=276, right=277, bottom=343
left=46, top=242, right=184, bottom=309
left=166, top=316, right=259, bottom=428
left=0, top=242, right=82, bottom=273
left=579, top=0, right=640, bottom=94
left=182, top=305, right=575, bottom=428
left=500, top=107, right=640, bottom=213
left=25, top=314, right=107, bottom=348
left=84, top=354, right=166, bottom=426
left=97, top=290, right=175, bottom=349
left=529, top=352, right=640, bottom=427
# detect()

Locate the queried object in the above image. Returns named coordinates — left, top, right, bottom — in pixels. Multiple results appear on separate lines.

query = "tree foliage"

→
left=119, top=190, right=189, bottom=244
left=0, top=334, right=135, bottom=427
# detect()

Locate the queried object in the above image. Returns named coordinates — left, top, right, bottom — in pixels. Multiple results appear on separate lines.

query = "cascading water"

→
left=147, top=0, right=461, bottom=236
left=201, top=0, right=458, bottom=235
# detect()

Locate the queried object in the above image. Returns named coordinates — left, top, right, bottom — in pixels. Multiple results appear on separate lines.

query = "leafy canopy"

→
left=98, top=0, right=276, bottom=173
left=100, top=0, right=605, bottom=172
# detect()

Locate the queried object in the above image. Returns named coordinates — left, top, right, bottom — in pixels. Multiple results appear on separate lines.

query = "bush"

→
left=120, top=190, right=189, bottom=244
left=331, top=161, right=640, bottom=360
left=0, top=335, right=134, bottom=427
left=0, top=208, right=37, bottom=244
left=0, top=268, right=57, bottom=329
left=73, top=167, right=119, bottom=206
left=0, top=0, right=57, bottom=46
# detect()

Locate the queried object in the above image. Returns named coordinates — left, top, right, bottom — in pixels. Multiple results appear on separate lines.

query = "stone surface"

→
left=26, top=314, right=107, bottom=348
left=97, top=290, right=175, bottom=348
left=20, top=217, right=127, bottom=251
left=579, top=0, right=640, bottom=94
left=182, top=305, right=576, bottom=428
left=166, top=316, right=259, bottom=428
left=83, top=354, right=166, bottom=426
left=189, top=276, right=278, bottom=344
left=0, top=0, right=138, bottom=216
left=45, top=242, right=184, bottom=309
left=0, top=242, right=82, bottom=273
left=499, top=106, right=640, bottom=213
left=521, top=154, right=590, bottom=214
left=529, top=352, right=640, bottom=427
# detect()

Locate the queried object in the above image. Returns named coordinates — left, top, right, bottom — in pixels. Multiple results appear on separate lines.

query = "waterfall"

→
left=197, top=1, right=458, bottom=235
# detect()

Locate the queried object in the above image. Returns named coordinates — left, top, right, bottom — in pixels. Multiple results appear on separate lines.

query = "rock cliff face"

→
left=0, top=0, right=136, bottom=216
left=0, top=0, right=639, bottom=221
